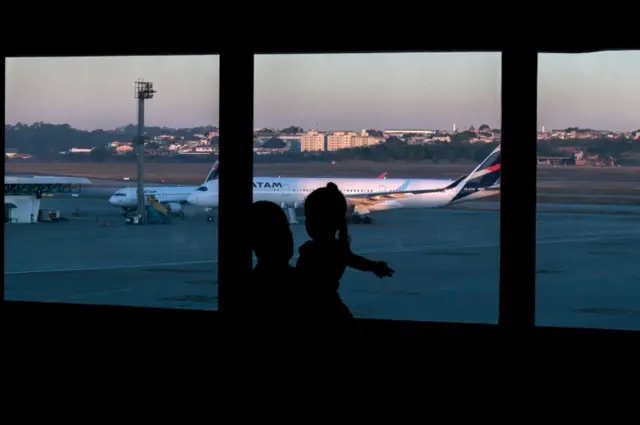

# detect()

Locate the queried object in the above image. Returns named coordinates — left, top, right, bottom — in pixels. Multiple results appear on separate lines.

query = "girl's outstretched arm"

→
left=346, top=249, right=377, bottom=272
left=339, top=218, right=393, bottom=277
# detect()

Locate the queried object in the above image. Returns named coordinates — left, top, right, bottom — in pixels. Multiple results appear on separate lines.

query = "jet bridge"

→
left=4, top=176, right=92, bottom=223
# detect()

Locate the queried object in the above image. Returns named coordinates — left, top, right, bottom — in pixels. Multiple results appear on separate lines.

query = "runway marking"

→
left=352, top=233, right=640, bottom=256
left=3, top=260, right=216, bottom=276
left=5, top=232, right=640, bottom=276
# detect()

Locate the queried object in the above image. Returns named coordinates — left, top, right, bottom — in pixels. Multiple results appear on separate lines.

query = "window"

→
left=4, top=55, right=220, bottom=311
left=536, top=51, right=640, bottom=330
left=253, top=53, right=502, bottom=323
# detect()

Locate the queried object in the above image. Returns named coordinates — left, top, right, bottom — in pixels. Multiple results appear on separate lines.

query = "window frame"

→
left=5, top=47, right=639, bottom=345
left=239, top=49, right=539, bottom=333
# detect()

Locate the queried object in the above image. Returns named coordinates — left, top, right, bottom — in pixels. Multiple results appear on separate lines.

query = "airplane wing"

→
left=344, top=175, right=467, bottom=207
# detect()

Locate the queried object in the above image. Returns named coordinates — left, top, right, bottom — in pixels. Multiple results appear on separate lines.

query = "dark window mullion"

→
left=499, top=49, right=538, bottom=333
left=218, top=51, right=255, bottom=316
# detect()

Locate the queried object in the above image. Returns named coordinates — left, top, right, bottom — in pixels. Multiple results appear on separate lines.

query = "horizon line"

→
left=6, top=121, right=638, bottom=133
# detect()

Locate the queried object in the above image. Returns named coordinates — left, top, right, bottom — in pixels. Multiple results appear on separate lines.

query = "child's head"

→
left=304, top=182, right=349, bottom=242
left=250, top=201, right=294, bottom=264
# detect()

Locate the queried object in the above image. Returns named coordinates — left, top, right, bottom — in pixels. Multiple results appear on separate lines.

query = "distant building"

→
left=255, top=138, right=289, bottom=155
left=301, top=131, right=327, bottom=152
left=278, top=134, right=302, bottom=152
left=326, top=129, right=382, bottom=151
left=288, top=139, right=302, bottom=153
left=384, top=129, right=437, bottom=136
left=116, top=145, right=134, bottom=154
left=327, top=131, right=357, bottom=151
left=261, top=138, right=286, bottom=149
left=352, top=130, right=383, bottom=148
left=5, top=148, right=31, bottom=159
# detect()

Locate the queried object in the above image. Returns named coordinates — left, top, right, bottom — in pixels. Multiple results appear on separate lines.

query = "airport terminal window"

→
left=535, top=51, right=640, bottom=330
left=4, top=55, right=221, bottom=311
left=253, top=52, right=502, bottom=323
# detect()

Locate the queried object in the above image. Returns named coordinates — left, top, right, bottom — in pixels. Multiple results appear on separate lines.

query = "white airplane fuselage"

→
left=108, top=161, right=220, bottom=210
left=187, top=145, right=502, bottom=218
left=187, top=177, right=498, bottom=214
left=108, top=185, right=199, bottom=208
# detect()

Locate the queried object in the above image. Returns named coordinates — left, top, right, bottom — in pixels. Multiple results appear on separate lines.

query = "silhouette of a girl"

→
left=296, top=182, right=394, bottom=338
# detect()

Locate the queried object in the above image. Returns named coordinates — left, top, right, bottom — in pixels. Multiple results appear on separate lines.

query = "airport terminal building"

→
left=4, top=175, right=91, bottom=223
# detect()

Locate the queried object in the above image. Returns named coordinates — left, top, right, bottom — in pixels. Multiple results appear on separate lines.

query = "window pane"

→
left=536, top=51, right=640, bottom=330
left=253, top=53, right=502, bottom=323
left=4, top=55, right=220, bottom=311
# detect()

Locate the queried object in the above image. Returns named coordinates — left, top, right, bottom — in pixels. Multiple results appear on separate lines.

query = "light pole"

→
left=134, top=79, right=156, bottom=224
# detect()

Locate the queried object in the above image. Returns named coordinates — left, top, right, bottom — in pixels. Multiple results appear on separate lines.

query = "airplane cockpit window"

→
left=115, top=193, right=126, bottom=197
left=196, top=186, right=208, bottom=192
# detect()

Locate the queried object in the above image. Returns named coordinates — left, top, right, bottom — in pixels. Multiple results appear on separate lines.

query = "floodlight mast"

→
left=134, top=80, right=156, bottom=224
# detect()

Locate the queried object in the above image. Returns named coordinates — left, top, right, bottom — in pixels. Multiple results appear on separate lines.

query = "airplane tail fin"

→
left=203, top=160, right=219, bottom=184
left=460, top=144, right=501, bottom=189
left=377, top=172, right=387, bottom=180
left=446, top=144, right=500, bottom=203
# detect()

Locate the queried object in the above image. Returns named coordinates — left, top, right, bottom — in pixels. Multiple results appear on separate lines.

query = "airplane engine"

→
left=166, top=202, right=182, bottom=213
left=293, top=201, right=303, bottom=209
left=346, top=204, right=356, bottom=218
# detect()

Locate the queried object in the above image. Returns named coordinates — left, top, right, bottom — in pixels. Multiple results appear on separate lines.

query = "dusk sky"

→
left=5, top=51, right=639, bottom=132
left=537, top=52, right=640, bottom=132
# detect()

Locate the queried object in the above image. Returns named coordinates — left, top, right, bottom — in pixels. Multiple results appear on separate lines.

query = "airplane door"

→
left=283, top=184, right=290, bottom=196
left=378, top=185, right=386, bottom=193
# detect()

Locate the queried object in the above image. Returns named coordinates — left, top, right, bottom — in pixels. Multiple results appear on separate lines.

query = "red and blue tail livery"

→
left=450, top=145, right=500, bottom=204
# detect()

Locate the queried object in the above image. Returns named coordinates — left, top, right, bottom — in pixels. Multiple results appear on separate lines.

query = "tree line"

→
left=5, top=122, right=218, bottom=159
left=254, top=137, right=499, bottom=164
left=537, top=137, right=640, bottom=165
left=6, top=122, right=640, bottom=164
left=255, top=136, right=639, bottom=165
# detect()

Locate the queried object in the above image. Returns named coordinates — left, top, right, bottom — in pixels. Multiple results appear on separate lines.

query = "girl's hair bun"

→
left=326, top=182, right=338, bottom=191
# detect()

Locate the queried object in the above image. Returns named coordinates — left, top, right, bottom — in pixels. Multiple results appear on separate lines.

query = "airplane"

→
left=108, top=161, right=219, bottom=214
left=377, top=172, right=387, bottom=180
left=186, top=145, right=501, bottom=224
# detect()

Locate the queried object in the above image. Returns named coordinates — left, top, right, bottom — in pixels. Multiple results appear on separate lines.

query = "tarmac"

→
left=4, top=196, right=640, bottom=331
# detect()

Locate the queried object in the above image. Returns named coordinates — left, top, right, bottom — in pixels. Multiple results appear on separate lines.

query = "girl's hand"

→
left=372, top=261, right=395, bottom=278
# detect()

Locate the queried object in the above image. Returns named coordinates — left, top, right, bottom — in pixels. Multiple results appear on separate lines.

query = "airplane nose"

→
left=108, top=196, right=117, bottom=205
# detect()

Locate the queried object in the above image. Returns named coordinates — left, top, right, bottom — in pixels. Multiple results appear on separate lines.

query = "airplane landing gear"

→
left=205, top=207, right=216, bottom=222
left=286, top=206, right=299, bottom=224
left=351, top=214, right=373, bottom=224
